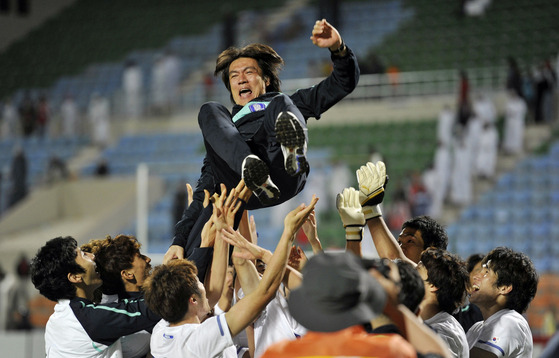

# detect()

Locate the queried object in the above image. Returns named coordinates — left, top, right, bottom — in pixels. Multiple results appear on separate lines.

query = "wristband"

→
left=363, top=205, right=382, bottom=221
left=329, top=39, right=346, bottom=55
left=345, top=225, right=363, bottom=241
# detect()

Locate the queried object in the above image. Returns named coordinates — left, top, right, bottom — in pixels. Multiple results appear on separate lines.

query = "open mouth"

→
left=471, top=284, right=480, bottom=292
left=239, top=88, right=252, bottom=97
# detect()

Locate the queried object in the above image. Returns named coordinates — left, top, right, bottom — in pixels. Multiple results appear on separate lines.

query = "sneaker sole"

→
left=242, top=156, right=280, bottom=206
left=276, top=111, right=308, bottom=176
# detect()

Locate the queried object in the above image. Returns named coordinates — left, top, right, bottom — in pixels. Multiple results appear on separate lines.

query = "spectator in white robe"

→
left=122, top=59, right=143, bottom=119
left=1, top=98, right=18, bottom=140
left=88, top=94, right=110, bottom=148
left=465, top=112, right=482, bottom=177
left=60, top=95, right=79, bottom=138
left=437, top=104, right=455, bottom=147
left=503, top=90, right=527, bottom=155
left=472, top=93, right=497, bottom=125
left=476, top=122, right=499, bottom=179
left=450, top=133, right=472, bottom=206
left=162, top=50, right=181, bottom=113
left=150, top=55, right=167, bottom=115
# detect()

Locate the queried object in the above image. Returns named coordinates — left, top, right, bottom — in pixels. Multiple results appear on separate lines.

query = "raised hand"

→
left=356, top=161, right=388, bottom=220
left=301, top=210, right=323, bottom=253
left=284, top=195, right=319, bottom=238
left=221, top=226, right=270, bottom=262
left=310, top=19, right=342, bottom=50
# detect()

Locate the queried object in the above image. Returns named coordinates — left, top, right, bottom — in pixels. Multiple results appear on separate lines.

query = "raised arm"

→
left=358, top=161, right=415, bottom=265
left=223, top=196, right=318, bottom=337
left=301, top=210, right=323, bottom=254
left=336, top=187, right=366, bottom=257
left=205, top=182, right=247, bottom=308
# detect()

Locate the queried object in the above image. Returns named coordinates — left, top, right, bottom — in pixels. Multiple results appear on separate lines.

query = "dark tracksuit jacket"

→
left=172, top=46, right=360, bottom=257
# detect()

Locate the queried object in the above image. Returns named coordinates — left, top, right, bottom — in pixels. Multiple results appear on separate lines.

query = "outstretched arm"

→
left=357, top=161, right=415, bottom=266
left=223, top=196, right=318, bottom=337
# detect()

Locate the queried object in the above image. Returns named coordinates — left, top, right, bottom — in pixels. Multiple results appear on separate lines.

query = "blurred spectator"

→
left=151, top=55, right=167, bottom=115
left=203, top=72, right=215, bottom=102
left=476, top=122, right=498, bottom=179
left=368, top=145, right=384, bottom=165
left=431, top=141, right=451, bottom=217
left=386, top=62, right=400, bottom=97
left=8, top=147, right=28, bottom=209
left=464, top=0, right=491, bottom=16
left=221, top=8, right=237, bottom=50
left=18, top=92, right=36, bottom=137
left=44, top=155, right=69, bottom=185
left=0, top=263, right=15, bottom=331
left=163, top=50, right=181, bottom=114
left=60, top=94, right=79, bottom=138
left=457, top=70, right=471, bottom=128
left=172, top=182, right=187, bottom=228
left=503, top=89, right=527, bottom=155
left=534, top=59, right=557, bottom=124
left=450, top=132, right=472, bottom=206
left=1, top=97, right=18, bottom=140
left=36, top=95, right=50, bottom=139
left=465, top=108, right=482, bottom=177
left=360, top=51, right=385, bottom=75
left=6, top=255, right=32, bottom=330
left=94, top=158, right=110, bottom=177
left=122, top=59, right=143, bottom=120
left=437, top=104, right=455, bottom=147
left=407, top=170, right=430, bottom=217
left=88, top=93, right=110, bottom=148
left=506, top=57, right=523, bottom=99
left=328, top=158, right=352, bottom=210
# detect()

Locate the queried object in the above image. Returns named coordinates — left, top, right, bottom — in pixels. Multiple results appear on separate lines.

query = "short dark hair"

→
left=483, top=247, right=538, bottom=314
left=402, top=216, right=448, bottom=250
left=143, top=259, right=200, bottom=324
left=420, top=247, right=468, bottom=314
left=31, top=237, right=85, bottom=302
left=214, top=43, right=284, bottom=103
left=395, top=259, right=425, bottom=314
left=92, top=235, right=142, bottom=296
left=466, top=253, right=485, bottom=273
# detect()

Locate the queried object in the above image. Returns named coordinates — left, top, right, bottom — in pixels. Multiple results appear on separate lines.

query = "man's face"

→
left=469, top=261, right=483, bottom=290
left=469, top=261, right=500, bottom=308
left=398, top=227, right=425, bottom=264
left=195, top=278, right=212, bottom=320
left=228, top=57, right=268, bottom=106
left=75, top=248, right=102, bottom=289
left=127, top=253, right=152, bottom=289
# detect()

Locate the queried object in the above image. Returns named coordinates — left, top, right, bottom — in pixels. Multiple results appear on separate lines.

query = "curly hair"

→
left=31, top=237, right=85, bottom=302
left=93, top=235, right=142, bottom=296
left=420, top=247, right=468, bottom=314
left=214, top=43, right=284, bottom=104
left=143, top=259, right=200, bottom=324
left=402, top=216, right=448, bottom=250
left=483, top=247, right=538, bottom=314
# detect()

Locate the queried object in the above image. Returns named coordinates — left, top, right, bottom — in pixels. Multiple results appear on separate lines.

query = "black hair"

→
left=402, top=216, right=448, bottom=250
left=30, top=237, right=85, bottom=302
left=484, top=247, right=538, bottom=314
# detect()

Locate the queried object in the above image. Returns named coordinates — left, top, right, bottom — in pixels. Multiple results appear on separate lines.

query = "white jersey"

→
left=467, top=309, right=532, bottom=358
left=425, top=311, right=469, bottom=358
left=45, top=299, right=122, bottom=358
left=253, top=287, right=307, bottom=358
left=150, top=314, right=236, bottom=358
